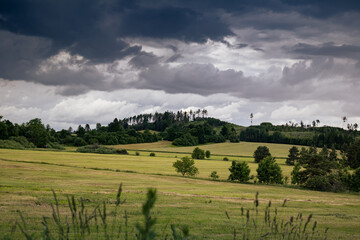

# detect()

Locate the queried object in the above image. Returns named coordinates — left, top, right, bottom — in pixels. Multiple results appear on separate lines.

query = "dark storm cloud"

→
left=1, top=0, right=360, bottom=98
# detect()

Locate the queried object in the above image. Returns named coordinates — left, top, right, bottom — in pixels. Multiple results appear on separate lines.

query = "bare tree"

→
left=250, top=113, right=254, bottom=125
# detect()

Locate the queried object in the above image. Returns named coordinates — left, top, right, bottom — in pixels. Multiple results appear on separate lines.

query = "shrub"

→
left=77, top=144, right=116, bottom=154
left=192, top=147, right=205, bottom=159
left=136, top=151, right=140, bottom=156
left=223, top=157, right=229, bottom=161
left=74, top=137, right=87, bottom=147
left=173, top=157, right=199, bottom=176
left=0, top=140, right=24, bottom=149
left=9, top=136, right=35, bottom=148
left=116, top=149, right=128, bottom=155
left=46, top=142, right=65, bottom=150
left=253, top=146, right=271, bottom=163
left=210, top=171, right=219, bottom=180
left=205, top=150, right=211, bottom=158
left=150, top=152, right=156, bottom=157
left=228, top=161, right=251, bottom=183
left=256, top=156, right=283, bottom=184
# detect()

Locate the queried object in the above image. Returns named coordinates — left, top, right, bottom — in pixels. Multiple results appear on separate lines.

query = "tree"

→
left=205, top=150, right=211, bottom=158
left=210, top=171, right=219, bottom=180
left=253, top=146, right=271, bottom=163
left=24, top=118, right=49, bottom=147
left=228, top=161, right=251, bottom=183
left=256, top=156, right=283, bottom=184
left=345, top=139, right=360, bottom=169
left=173, top=157, right=199, bottom=176
left=250, top=113, right=254, bottom=125
left=286, top=146, right=300, bottom=165
left=296, top=146, right=340, bottom=191
left=291, top=162, right=301, bottom=184
left=192, top=147, right=205, bottom=159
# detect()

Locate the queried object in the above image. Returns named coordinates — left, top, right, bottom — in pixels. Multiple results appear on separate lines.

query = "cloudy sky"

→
left=1, top=0, right=360, bottom=130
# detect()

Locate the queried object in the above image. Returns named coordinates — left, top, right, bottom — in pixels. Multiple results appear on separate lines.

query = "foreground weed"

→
left=225, top=192, right=329, bottom=240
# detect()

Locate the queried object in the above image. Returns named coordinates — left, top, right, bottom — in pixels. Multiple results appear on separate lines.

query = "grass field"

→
left=0, top=143, right=359, bottom=239
left=111, top=141, right=313, bottom=158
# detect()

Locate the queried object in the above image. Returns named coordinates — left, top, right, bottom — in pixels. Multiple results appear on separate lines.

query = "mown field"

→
left=0, top=142, right=359, bottom=239
left=111, top=141, right=303, bottom=158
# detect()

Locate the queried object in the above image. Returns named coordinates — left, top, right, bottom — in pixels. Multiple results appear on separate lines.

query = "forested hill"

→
left=0, top=111, right=359, bottom=150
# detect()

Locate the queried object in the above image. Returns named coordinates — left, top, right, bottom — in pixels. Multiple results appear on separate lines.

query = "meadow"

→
left=0, top=141, right=359, bottom=239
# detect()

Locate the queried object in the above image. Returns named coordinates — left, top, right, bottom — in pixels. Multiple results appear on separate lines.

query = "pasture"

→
left=0, top=142, right=359, bottom=239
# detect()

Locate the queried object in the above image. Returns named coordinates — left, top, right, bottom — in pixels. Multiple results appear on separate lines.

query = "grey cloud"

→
left=290, top=43, right=360, bottom=60
left=129, top=52, right=160, bottom=68
left=0, top=30, right=54, bottom=80
left=138, top=63, right=250, bottom=95
left=166, top=53, right=182, bottom=63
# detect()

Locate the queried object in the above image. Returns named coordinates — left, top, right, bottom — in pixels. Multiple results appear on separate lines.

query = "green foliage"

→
left=297, top=146, right=340, bottom=191
left=291, top=162, right=301, bottom=185
left=345, top=167, right=360, bottom=191
left=223, top=157, right=229, bottom=161
left=253, top=146, right=271, bottom=163
left=191, top=147, right=205, bottom=159
left=344, top=139, right=360, bottom=169
left=173, top=157, right=199, bottom=176
left=9, top=136, right=35, bottom=148
left=73, top=137, right=87, bottom=147
left=228, top=161, right=250, bottom=183
left=116, top=149, right=128, bottom=154
left=173, top=133, right=198, bottom=146
left=149, top=152, right=156, bottom=157
left=0, top=140, right=24, bottom=149
left=136, top=188, right=157, bottom=240
left=76, top=144, right=117, bottom=154
left=256, top=156, right=283, bottom=184
left=205, top=150, right=211, bottom=158
left=24, top=118, right=50, bottom=147
left=286, top=146, right=299, bottom=165
left=46, top=142, right=65, bottom=150
left=210, top=171, right=219, bottom=180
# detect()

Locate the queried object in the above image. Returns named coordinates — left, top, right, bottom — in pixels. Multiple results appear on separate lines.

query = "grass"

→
left=0, top=144, right=360, bottom=239
left=111, top=141, right=313, bottom=159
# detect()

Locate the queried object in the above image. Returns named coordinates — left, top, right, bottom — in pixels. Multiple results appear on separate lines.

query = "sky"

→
left=1, top=0, right=360, bottom=130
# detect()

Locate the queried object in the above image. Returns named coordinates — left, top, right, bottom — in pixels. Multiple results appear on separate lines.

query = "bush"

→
left=150, top=152, right=156, bottom=157
left=210, top=171, right=219, bottom=180
left=136, top=151, right=140, bottom=156
left=46, top=142, right=65, bottom=150
left=9, top=136, right=35, bottom=148
left=173, top=157, right=199, bottom=176
left=192, top=147, right=205, bottom=159
left=223, top=157, right=229, bottom=161
left=228, top=161, right=251, bottom=183
left=205, top=150, right=211, bottom=158
left=77, top=144, right=117, bottom=154
left=0, top=140, right=24, bottom=149
left=256, top=156, right=283, bottom=184
left=253, top=146, right=271, bottom=163
left=116, top=149, right=128, bottom=155
left=74, top=137, right=87, bottom=147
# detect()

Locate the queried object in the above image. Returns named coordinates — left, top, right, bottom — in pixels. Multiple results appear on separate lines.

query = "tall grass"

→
left=3, top=185, right=328, bottom=240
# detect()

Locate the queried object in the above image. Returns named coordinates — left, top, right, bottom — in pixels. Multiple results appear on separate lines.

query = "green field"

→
left=0, top=142, right=360, bottom=239
left=111, top=141, right=305, bottom=158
